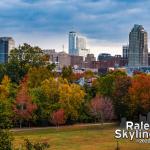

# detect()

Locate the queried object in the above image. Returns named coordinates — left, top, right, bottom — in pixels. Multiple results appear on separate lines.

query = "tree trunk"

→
left=19, top=120, right=22, bottom=128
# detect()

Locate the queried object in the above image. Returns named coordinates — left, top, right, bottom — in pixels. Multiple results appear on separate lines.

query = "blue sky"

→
left=0, top=0, right=150, bottom=56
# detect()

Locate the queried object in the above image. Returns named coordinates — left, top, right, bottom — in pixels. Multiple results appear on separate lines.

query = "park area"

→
left=13, top=124, right=150, bottom=150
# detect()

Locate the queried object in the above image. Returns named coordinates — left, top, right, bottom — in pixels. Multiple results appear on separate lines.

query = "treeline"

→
left=0, top=43, right=150, bottom=129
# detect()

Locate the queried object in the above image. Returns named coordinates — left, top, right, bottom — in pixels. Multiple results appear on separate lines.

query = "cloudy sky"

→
left=0, top=0, right=150, bottom=57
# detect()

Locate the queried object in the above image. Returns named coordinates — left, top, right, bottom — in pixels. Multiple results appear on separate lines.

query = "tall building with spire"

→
left=128, top=24, right=148, bottom=67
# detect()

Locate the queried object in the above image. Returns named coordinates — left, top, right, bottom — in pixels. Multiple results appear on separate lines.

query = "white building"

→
left=79, top=49, right=90, bottom=60
left=77, top=37, right=86, bottom=50
left=68, top=31, right=90, bottom=59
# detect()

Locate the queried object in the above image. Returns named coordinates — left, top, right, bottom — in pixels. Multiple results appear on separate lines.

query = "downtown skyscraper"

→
left=0, top=37, right=15, bottom=63
left=69, top=31, right=78, bottom=56
left=128, top=24, right=148, bottom=67
left=69, top=31, right=89, bottom=59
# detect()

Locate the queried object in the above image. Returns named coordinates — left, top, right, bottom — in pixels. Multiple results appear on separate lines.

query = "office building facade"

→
left=128, top=24, right=148, bottom=67
left=123, top=45, right=129, bottom=59
left=0, top=37, right=15, bottom=63
left=69, top=31, right=90, bottom=59
left=69, top=31, right=78, bottom=55
left=77, top=37, right=86, bottom=50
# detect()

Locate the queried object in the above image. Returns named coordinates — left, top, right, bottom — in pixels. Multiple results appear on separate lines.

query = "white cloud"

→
left=0, top=0, right=150, bottom=56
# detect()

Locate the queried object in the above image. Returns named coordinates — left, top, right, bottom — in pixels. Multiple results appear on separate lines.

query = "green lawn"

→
left=13, top=124, right=150, bottom=150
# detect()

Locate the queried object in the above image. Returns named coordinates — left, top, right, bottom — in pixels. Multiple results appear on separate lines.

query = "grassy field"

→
left=13, top=124, right=150, bottom=150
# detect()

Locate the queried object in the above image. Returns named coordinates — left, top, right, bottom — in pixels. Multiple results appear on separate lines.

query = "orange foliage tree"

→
left=14, top=76, right=37, bottom=128
left=129, top=74, right=150, bottom=117
left=51, top=109, right=66, bottom=127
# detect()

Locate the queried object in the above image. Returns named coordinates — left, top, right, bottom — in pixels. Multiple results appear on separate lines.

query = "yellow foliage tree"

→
left=0, top=75, right=11, bottom=99
left=41, top=77, right=59, bottom=103
left=59, top=83, right=85, bottom=120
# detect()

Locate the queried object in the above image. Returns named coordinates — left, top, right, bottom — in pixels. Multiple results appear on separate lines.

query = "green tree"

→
left=97, top=70, right=127, bottom=98
left=47, top=63, right=56, bottom=71
left=30, top=78, right=61, bottom=125
left=97, top=74, right=115, bottom=97
left=24, top=139, right=49, bottom=150
left=0, top=64, right=5, bottom=82
left=30, top=87, right=51, bottom=125
left=5, top=43, right=46, bottom=83
left=0, top=99, right=12, bottom=129
left=61, top=66, right=73, bottom=81
left=0, top=130, right=13, bottom=150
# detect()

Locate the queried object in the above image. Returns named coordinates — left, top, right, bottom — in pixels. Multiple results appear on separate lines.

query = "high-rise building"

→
left=128, top=24, right=148, bottom=67
left=69, top=31, right=78, bottom=55
left=77, top=36, right=90, bottom=59
left=69, top=31, right=90, bottom=59
left=123, top=45, right=129, bottom=59
left=0, top=37, right=15, bottom=63
left=77, top=37, right=86, bottom=50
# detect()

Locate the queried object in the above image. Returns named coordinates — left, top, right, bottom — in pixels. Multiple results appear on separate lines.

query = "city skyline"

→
left=1, top=0, right=150, bottom=57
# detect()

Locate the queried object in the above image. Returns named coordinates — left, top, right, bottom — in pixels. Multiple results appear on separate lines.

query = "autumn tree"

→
left=51, top=109, right=66, bottom=127
left=0, top=75, right=14, bottom=128
left=28, top=67, right=53, bottom=88
left=129, top=74, right=150, bottom=118
left=59, top=83, right=85, bottom=121
left=0, top=64, right=5, bottom=82
left=89, top=95, right=115, bottom=123
left=113, top=76, right=132, bottom=119
left=72, top=73, right=84, bottom=81
left=41, top=77, right=60, bottom=110
left=14, top=76, right=37, bottom=128
left=61, top=66, right=73, bottom=81
left=0, top=75, right=11, bottom=99
left=30, top=77, right=62, bottom=126
left=0, top=76, right=14, bottom=150
left=84, top=70, right=94, bottom=79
